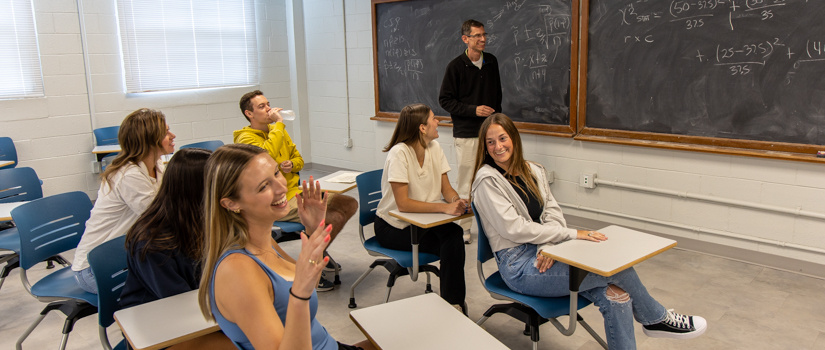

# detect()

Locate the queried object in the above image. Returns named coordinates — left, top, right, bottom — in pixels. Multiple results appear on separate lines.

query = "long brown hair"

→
left=101, top=108, right=168, bottom=188
left=198, top=143, right=266, bottom=320
left=382, top=103, right=431, bottom=152
left=124, top=148, right=212, bottom=263
left=471, top=113, right=541, bottom=201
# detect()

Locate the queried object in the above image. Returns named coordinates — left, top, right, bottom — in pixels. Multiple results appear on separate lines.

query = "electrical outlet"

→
left=91, top=161, right=101, bottom=174
left=345, top=138, right=353, bottom=148
left=579, top=173, right=596, bottom=188
left=547, top=170, right=555, bottom=184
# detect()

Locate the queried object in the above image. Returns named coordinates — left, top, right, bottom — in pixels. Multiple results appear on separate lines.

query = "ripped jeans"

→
left=495, top=243, right=667, bottom=350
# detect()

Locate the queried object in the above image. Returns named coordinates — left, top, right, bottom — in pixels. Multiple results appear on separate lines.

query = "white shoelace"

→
left=664, top=309, right=692, bottom=329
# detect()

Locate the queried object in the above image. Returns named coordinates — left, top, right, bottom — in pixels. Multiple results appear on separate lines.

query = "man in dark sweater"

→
left=439, top=19, right=502, bottom=243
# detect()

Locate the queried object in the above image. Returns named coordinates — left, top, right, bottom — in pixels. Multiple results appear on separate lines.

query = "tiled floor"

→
left=2, top=165, right=823, bottom=349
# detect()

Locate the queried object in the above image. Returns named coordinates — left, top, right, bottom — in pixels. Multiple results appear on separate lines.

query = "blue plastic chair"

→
left=347, top=169, right=440, bottom=308
left=13, top=191, right=98, bottom=350
left=93, top=126, right=120, bottom=146
left=0, top=137, right=17, bottom=169
left=472, top=203, right=607, bottom=350
left=180, top=140, right=224, bottom=151
left=0, top=167, right=65, bottom=295
left=88, top=235, right=128, bottom=350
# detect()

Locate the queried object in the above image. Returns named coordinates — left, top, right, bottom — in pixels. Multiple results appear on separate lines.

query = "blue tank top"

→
left=209, top=248, right=337, bottom=350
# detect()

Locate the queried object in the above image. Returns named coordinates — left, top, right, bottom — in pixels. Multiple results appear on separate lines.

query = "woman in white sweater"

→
left=73, top=108, right=175, bottom=294
left=470, top=113, right=706, bottom=349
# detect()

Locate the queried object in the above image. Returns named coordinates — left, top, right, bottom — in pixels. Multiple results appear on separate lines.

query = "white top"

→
left=376, top=141, right=451, bottom=229
left=72, top=160, right=164, bottom=271
left=350, top=293, right=508, bottom=350
left=539, top=225, right=677, bottom=277
left=114, top=290, right=219, bottom=350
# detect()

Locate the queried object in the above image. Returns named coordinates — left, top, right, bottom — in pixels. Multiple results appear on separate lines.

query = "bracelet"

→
left=288, top=287, right=311, bottom=301
left=450, top=195, right=459, bottom=203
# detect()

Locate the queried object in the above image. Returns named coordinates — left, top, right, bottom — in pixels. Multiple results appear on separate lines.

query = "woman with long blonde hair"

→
left=198, top=144, right=373, bottom=350
left=73, top=108, right=175, bottom=293
left=471, top=114, right=706, bottom=349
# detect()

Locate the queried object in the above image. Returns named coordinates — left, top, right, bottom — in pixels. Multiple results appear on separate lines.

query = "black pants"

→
left=374, top=216, right=466, bottom=305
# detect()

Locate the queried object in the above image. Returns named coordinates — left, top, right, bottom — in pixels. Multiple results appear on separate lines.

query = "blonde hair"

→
left=471, top=113, right=541, bottom=202
left=101, top=108, right=167, bottom=189
left=383, top=103, right=431, bottom=152
left=198, top=143, right=266, bottom=320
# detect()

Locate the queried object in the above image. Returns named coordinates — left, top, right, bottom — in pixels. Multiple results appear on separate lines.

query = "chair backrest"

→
left=472, top=202, right=496, bottom=264
left=12, top=191, right=93, bottom=270
left=89, top=235, right=128, bottom=328
left=0, top=167, right=43, bottom=203
left=180, top=140, right=224, bottom=151
left=0, top=137, right=17, bottom=169
left=94, top=126, right=120, bottom=146
left=355, top=169, right=383, bottom=227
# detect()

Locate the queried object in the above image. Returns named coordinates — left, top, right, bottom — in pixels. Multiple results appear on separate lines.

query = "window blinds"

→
left=0, top=0, right=44, bottom=99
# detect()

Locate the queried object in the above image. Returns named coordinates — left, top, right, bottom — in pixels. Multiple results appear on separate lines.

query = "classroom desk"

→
left=0, top=201, right=27, bottom=221
left=350, top=293, right=508, bottom=350
left=0, top=160, right=14, bottom=168
left=92, top=144, right=121, bottom=162
left=539, top=225, right=676, bottom=336
left=388, top=209, right=473, bottom=281
left=315, top=170, right=361, bottom=194
left=114, top=290, right=219, bottom=350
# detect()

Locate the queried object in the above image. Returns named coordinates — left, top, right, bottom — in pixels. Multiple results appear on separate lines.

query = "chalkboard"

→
left=373, top=0, right=577, bottom=133
left=581, top=0, right=825, bottom=151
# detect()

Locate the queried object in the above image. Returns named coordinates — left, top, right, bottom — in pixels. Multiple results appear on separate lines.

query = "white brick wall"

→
left=298, top=0, right=825, bottom=265
left=0, top=0, right=290, bottom=199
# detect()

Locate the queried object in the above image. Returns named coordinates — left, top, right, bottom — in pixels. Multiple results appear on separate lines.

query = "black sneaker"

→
left=316, top=277, right=334, bottom=292
left=643, top=309, right=707, bottom=339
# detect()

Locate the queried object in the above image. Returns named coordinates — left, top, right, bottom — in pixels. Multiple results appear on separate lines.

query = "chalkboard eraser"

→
left=817, top=151, right=825, bottom=158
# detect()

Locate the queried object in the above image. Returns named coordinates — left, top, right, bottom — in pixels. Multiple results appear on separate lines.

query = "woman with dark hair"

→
left=118, top=147, right=234, bottom=349
left=374, top=103, right=467, bottom=310
left=198, top=143, right=374, bottom=350
left=471, top=113, right=706, bottom=349
left=73, top=108, right=176, bottom=294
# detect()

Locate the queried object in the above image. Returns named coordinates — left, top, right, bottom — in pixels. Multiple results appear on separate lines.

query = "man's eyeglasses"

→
left=466, top=33, right=488, bottom=39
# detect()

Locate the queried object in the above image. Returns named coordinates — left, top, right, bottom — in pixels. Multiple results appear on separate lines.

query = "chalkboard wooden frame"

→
left=575, top=0, right=825, bottom=163
left=370, top=0, right=581, bottom=138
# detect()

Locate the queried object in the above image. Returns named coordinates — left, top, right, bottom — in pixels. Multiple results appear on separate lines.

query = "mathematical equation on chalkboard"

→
left=609, top=0, right=821, bottom=82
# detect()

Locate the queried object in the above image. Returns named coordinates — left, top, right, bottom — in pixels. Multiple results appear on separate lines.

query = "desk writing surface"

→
left=388, top=210, right=473, bottom=229
left=540, top=225, right=676, bottom=277
left=0, top=160, right=14, bottom=167
left=114, top=290, right=219, bottom=350
left=350, top=293, right=508, bottom=350
left=315, top=170, right=361, bottom=194
left=92, top=144, right=121, bottom=154
left=0, top=202, right=27, bottom=221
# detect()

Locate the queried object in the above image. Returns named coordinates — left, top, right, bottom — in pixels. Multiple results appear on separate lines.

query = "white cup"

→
left=280, top=110, right=296, bottom=121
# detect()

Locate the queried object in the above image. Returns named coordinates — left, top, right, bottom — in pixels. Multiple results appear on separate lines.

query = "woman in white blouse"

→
left=73, top=108, right=176, bottom=294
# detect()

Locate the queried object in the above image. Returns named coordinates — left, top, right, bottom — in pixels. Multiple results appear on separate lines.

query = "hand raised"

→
left=296, top=176, right=327, bottom=231
left=291, top=220, right=332, bottom=298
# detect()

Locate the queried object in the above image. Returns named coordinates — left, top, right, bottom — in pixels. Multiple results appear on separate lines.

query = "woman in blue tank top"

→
left=197, top=144, right=374, bottom=350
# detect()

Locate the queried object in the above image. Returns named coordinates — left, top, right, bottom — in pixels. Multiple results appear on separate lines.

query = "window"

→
left=0, top=0, right=44, bottom=99
left=116, top=0, right=258, bottom=93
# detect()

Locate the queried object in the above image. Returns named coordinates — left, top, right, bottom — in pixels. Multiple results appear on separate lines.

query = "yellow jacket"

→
left=233, top=123, right=304, bottom=201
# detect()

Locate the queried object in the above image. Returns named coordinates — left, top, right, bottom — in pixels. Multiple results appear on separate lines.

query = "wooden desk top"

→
left=114, top=290, right=219, bottom=350
left=388, top=210, right=473, bottom=229
left=315, top=170, right=361, bottom=194
left=92, top=144, right=121, bottom=154
left=540, top=225, right=676, bottom=277
left=0, top=201, right=27, bottom=221
left=0, top=160, right=14, bottom=168
left=350, top=293, right=508, bottom=350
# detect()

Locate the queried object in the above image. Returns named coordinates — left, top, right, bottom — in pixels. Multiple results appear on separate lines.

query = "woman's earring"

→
left=232, top=208, right=240, bottom=214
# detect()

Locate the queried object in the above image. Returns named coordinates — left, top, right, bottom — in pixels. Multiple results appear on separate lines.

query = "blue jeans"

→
left=74, top=267, right=98, bottom=294
left=495, top=244, right=667, bottom=350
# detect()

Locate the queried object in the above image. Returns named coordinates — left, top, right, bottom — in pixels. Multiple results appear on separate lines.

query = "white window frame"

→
left=116, top=0, right=259, bottom=93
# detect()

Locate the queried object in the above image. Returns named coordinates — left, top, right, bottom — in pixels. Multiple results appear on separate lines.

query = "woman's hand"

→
left=296, top=176, right=328, bottom=230
left=535, top=254, right=555, bottom=273
left=442, top=199, right=467, bottom=216
left=292, top=220, right=332, bottom=299
left=577, top=230, right=607, bottom=242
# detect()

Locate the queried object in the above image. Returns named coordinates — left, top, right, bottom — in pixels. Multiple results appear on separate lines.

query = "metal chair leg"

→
left=16, top=313, right=48, bottom=350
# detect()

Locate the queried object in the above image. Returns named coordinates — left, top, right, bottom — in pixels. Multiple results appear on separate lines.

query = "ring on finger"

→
left=308, top=259, right=319, bottom=265
left=587, top=231, right=594, bottom=237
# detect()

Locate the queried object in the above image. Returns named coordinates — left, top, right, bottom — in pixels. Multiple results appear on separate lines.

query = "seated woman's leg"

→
left=580, top=267, right=667, bottom=326
left=495, top=244, right=570, bottom=297
left=418, top=222, right=465, bottom=306
left=580, top=285, right=637, bottom=350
